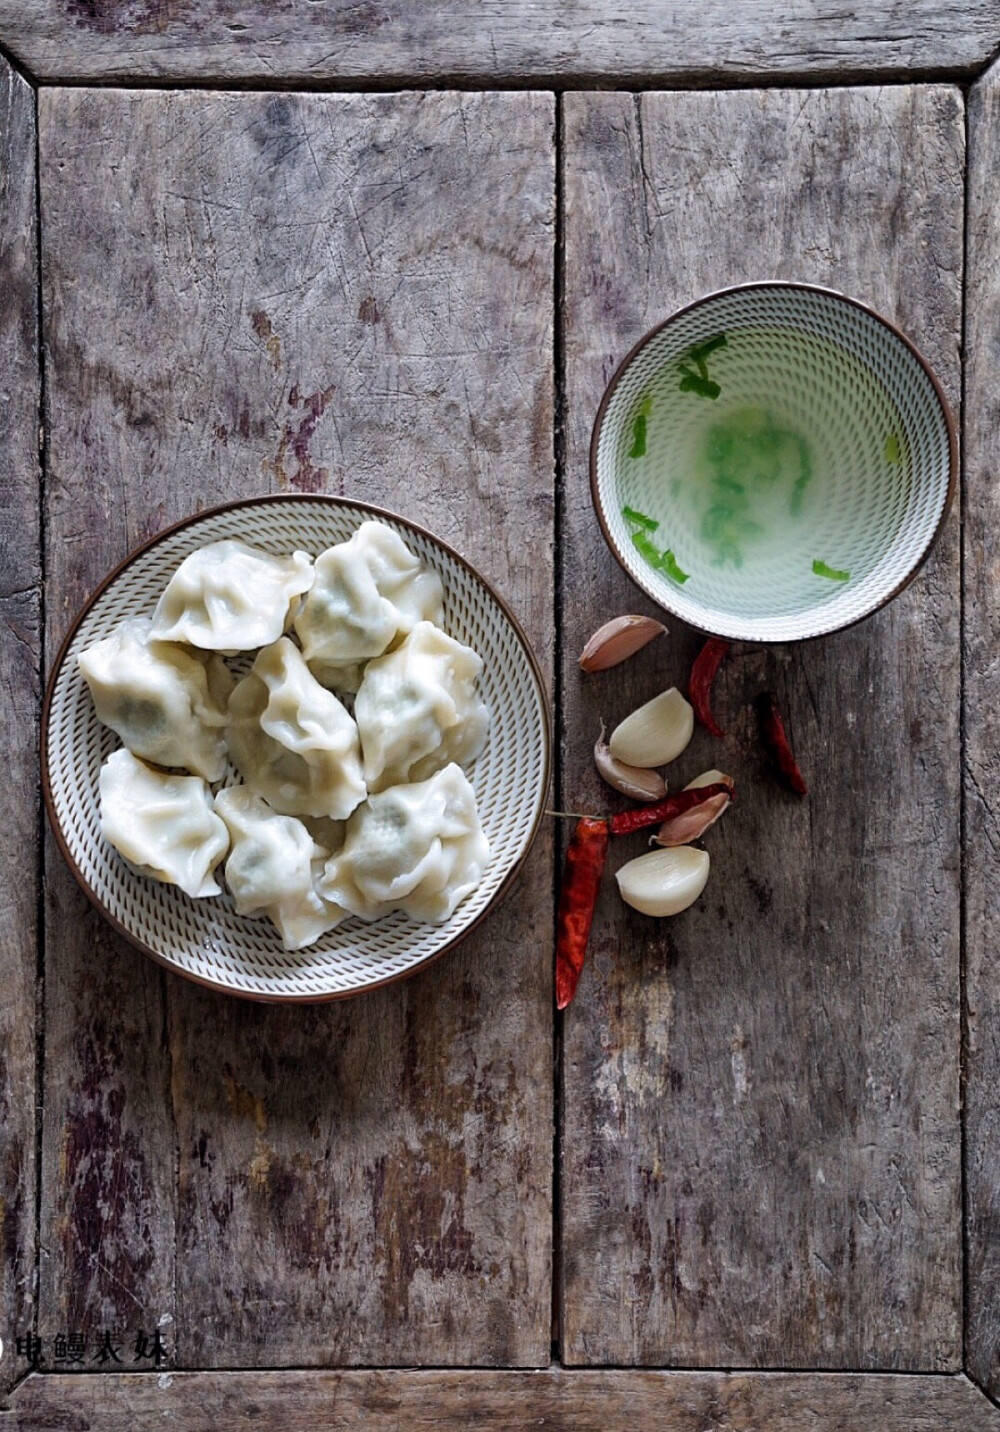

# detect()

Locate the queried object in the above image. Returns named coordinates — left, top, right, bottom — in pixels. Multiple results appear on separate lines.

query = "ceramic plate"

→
left=43, top=496, right=551, bottom=1001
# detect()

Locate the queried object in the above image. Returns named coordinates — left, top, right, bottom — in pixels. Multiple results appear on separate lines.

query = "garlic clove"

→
left=650, top=768, right=734, bottom=844
left=608, top=687, right=694, bottom=768
left=616, top=845, right=710, bottom=916
left=594, top=731, right=667, bottom=802
left=579, top=615, right=666, bottom=672
left=684, top=769, right=734, bottom=792
left=651, top=791, right=730, bottom=847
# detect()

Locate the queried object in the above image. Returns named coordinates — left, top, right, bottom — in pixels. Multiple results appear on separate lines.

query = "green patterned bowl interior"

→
left=592, top=285, right=954, bottom=642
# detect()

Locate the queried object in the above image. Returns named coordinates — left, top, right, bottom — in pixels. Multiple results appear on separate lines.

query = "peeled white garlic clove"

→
left=579, top=615, right=667, bottom=672
left=594, top=731, right=667, bottom=802
left=608, top=687, right=694, bottom=768
left=616, top=846, right=710, bottom=916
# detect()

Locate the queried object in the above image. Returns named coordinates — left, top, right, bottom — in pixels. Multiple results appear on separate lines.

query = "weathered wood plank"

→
left=39, top=87, right=182, bottom=1350
left=5, top=1369, right=999, bottom=1430
left=0, top=0, right=997, bottom=84
left=38, top=89, right=554, bottom=1366
left=41, top=682, right=178, bottom=1323
left=560, top=88, right=963, bottom=1367
left=964, top=54, right=1000, bottom=1403
left=0, top=56, right=40, bottom=1395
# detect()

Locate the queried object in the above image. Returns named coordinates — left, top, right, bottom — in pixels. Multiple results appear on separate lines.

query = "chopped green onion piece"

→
left=626, top=396, right=654, bottom=458
left=631, top=530, right=661, bottom=564
left=658, top=549, right=690, bottom=584
left=622, top=505, right=658, bottom=531
left=628, top=519, right=691, bottom=585
left=679, top=368, right=721, bottom=400
left=689, top=333, right=728, bottom=363
left=885, top=432, right=901, bottom=464
left=628, top=412, right=647, bottom=458
left=681, top=334, right=728, bottom=380
left=812, top=559, right=850, bottom=582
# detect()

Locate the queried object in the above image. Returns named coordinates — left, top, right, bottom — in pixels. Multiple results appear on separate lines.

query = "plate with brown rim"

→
left=42, top=495, right=551, bottom=1002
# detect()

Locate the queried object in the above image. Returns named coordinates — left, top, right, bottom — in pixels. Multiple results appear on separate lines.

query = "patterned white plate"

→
left=43, top=496, right=551, bottom=1002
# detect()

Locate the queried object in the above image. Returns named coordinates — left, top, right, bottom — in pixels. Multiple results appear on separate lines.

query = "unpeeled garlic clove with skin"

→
left=616, top=845, right=710, bottom=916
left=684, top=769, right=734, bottom=791
left=579, top=615, right=667, bottom=672
left=594, top=729, right=667, bottom=802
left=651, top=770, right=734, bottom=847
left=609, top=687, right=694, bottom=768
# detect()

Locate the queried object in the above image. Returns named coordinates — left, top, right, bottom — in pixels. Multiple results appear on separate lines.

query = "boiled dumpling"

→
left=215, top=786, right=346, bottom=950
left=151, top=540, right=314, bottom=651
left=78, top=617, right=234, bottom=781
left=99, top=748, right=229, bottom=898
left=319, top=763, right=489, bottom=923
left=353, top=621, right=489, bottom=792
left=293, top=521, right=443, bottom=688
left=225, top=638, right=366, bottom=819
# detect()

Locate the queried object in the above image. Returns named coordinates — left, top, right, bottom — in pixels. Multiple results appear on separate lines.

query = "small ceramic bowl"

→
left=591, top=283, right=956, bottom=643
left=42, top=495, right=551, bottom=1002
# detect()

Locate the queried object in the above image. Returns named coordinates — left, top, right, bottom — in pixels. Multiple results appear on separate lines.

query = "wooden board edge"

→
left=0, top=49, right=41, bottom=1400
left=962, top=46, right=1000, bottom=1406
left=4, top=1368, right=1000, bottom=1428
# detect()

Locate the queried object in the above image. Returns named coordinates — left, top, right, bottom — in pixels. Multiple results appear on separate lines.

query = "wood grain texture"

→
left=964, top=54, right=1000, bottom=1403
left=0, top=56, right=40, bottom=1395
left=5, top=1369, right=1000, bottom=1430
left=0, top=0, right=997, bottom=84
left=560, top=88, right=963, bottom=1368
left=38, top=88, right=554, bottom=1366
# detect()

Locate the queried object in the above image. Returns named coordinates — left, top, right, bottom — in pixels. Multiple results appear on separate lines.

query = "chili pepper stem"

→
left=545, top=808, right=600, bottom=821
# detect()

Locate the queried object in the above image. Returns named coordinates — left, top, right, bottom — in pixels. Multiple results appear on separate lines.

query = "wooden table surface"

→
left=2, top=6, right=1000, bottom=1428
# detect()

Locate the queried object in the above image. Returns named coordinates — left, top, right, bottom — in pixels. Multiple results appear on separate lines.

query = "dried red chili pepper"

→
left=555, top=817, right=609, bottom=1010
left=757, top=692, right=808, bottom=796
left=688, top=637, right=730, bottom=737
left=551, top=786, right=734, bottom=1005
left=607, top=782, right=733, bottom=836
